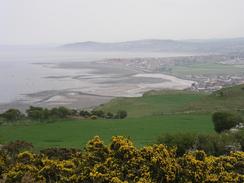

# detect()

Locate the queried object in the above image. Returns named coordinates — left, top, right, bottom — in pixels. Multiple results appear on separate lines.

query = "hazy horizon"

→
left=1, top=37, right=244, bottom=47
left=1, top=0, right=244, bottom=45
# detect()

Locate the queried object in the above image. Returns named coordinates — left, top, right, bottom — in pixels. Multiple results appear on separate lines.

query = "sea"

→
left=0, top=49, right=195, bottom=104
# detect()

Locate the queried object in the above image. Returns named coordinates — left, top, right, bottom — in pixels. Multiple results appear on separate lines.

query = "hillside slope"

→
left=184, top=84, right=244, bottom=113
left=98, top=84, right=244, bottom=117
left=96, top=90, right=205, bottom=118
left=1, top=85, right=244, bottom=149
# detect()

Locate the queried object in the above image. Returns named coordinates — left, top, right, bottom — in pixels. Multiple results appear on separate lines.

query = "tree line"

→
left=0, top=106, right=127, bottom=122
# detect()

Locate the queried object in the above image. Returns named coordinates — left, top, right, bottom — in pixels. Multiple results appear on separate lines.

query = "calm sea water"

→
left=0, top=50, right=195, bottom=104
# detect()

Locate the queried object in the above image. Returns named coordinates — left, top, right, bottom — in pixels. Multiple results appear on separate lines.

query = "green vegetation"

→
left=183, top=84, right=244, bottom=113
left=98, top=84, right=244, bottom=116
left=0, top=106, right=127, bottom=124
left=212, top=111, right=243, bottom=133
left=0, top=114, right=212, bottom=149
left=157, top=133, right=197, bottom=156
left=0, top=109, right=24, bottom=122
left=157, top=131, right=244, bottom=156
left=97, top=90, right=205, bottom=117
left=0, top=136, right=243, bottom=183
left=1, top=84, right=244, bottom=149
left=0, top=85, right=243, bottom=182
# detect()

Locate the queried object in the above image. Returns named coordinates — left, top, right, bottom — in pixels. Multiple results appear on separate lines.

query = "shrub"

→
left=0, top=137, right=244, bottom=182
left=0, top=136, right=244, bottom=182
left=233, top=130, right=244, bottom=151
left=40, top=148, right=80, bottom=160
left=1, top=109, right=24, bottom=122
left=212, top=112, right=243, bottom=133
left=91, top=110, right=105, bottom=118
left=106, top=112, right=114, bottom=119
left=115, top=110, right=127, bottom=119
left=195, top=133, right=240, bottom=156
left=70, top=109, right=78, bottom=116
left=79, top=110, right=91, bottom=117
left=2, top=140, right=33, bottom=159
left=178, top=151, right=244, bottom=182
left=157, top=132, right=242, bottom=156
left=90, top=115, right=97, bottom=120
left=157, top=133, right=197, bottom=156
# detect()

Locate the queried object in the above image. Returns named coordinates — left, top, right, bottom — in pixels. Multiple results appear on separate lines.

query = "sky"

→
left=0, top=0, right=244, bottom=44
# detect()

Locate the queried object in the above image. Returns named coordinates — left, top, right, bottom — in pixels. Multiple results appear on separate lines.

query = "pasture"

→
left=0, top=113, right=212, bottom=149
left=4, top=84, right=244, bottom=149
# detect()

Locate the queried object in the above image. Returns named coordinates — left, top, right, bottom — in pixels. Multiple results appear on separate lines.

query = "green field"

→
left=97, top=85, right=244, bottom=115
left=1, top=85, right=244, bottom=149
left=0, top=114, right=212, bottom=149
left=96, top=90, right=205, bottom=117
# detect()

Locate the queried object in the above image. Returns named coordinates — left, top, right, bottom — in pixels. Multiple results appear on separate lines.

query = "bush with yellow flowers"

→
left=0, top=136, right=243, bottom=183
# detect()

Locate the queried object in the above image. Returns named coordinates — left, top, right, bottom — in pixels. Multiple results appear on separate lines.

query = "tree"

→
left=212, top=112, right=242, bottom=133
left=106, top=112, right=114, bottom=119
left=1, top=109, right=24, bottom=122
left=115, top=110, right=127, bottom=119
left=50, top=106, right=71, bottom=118
left=26, top=106, right=48, bottom=121
left=91, top=110, right=105, bottom=118
left=79, top=110, right=91, bottom=117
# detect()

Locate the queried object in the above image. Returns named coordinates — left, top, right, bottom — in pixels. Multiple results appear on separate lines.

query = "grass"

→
left=96, top=90, right=205, bottom=117
left=0, top=114, right=213, bottom=149
left=183, top=84, right=244, bottom=113
left=2, top=84, right=244, bottom=149
left=97, top=84, right=244, bottom=116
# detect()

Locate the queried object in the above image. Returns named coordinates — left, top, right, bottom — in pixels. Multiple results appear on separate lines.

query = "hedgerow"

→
left=0, top=136, right=243, bottom=183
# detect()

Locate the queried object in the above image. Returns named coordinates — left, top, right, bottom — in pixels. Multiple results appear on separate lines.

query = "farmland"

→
left=0, top=90, right=212, bottom=149
left=0, top=114, right=212, bottom=149
left=1, top=84, right=244, bottom=149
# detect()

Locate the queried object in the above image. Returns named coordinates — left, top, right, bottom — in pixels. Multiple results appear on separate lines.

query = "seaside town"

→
left=103, top=54, right=244, bottom=92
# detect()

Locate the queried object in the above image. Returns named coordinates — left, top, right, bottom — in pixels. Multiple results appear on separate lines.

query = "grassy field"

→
left=0, top=114, right=212, bottom=149
left=2, top=85, right=243, bottom=149
left=183, top=84, right=244, bottom=113
left=97, top=85, right=244, bottom=115
left=96, top=90, right=205, bottom=117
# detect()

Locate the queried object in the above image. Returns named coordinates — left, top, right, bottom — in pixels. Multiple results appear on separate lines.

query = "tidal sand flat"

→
left=0, top=51, right=195, bottom=111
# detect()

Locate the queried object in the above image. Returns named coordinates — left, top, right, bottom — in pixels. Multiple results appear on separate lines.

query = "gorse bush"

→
left=0, top=136, right=243, bottom=183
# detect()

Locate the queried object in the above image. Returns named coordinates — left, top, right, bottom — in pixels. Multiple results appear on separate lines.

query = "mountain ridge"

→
left=60, top=38, right=244, bottom=53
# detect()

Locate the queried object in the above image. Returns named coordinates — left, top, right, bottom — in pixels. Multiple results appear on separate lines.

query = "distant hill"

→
left=61, top=38, right=244, bottom=53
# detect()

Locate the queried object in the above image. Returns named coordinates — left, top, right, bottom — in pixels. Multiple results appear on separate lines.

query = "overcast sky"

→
left=0, top=0, right=244, bottom=44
